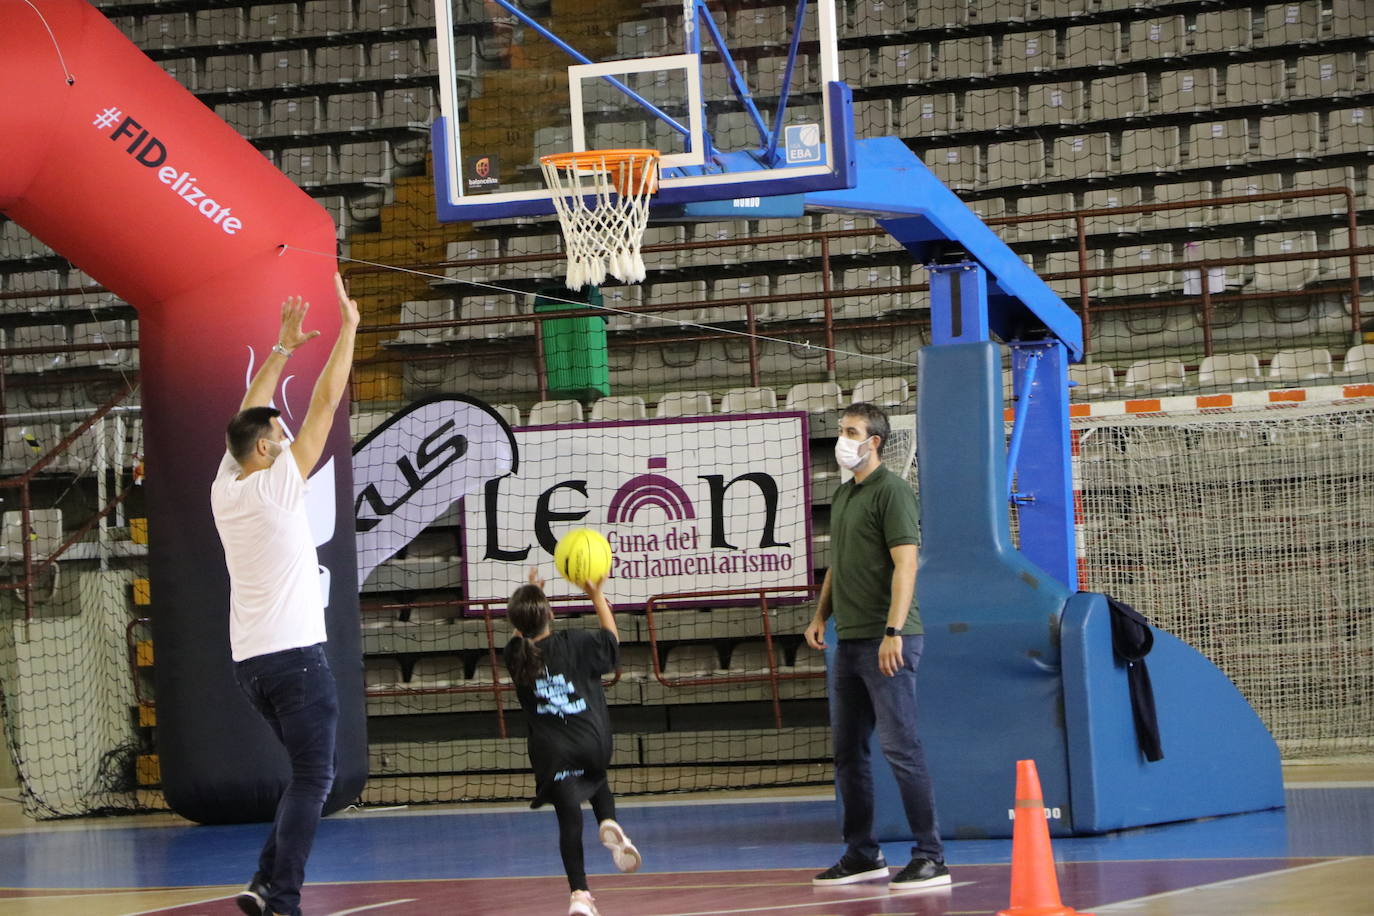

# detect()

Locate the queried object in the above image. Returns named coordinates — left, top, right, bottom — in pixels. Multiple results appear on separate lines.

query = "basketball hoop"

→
left=539, top=149, right=660, bottom=290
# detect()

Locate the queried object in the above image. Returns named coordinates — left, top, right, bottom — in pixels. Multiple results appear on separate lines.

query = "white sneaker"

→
left=569, top=889, right=601, bottom=916
left=598, top=818, right=642, bottom=873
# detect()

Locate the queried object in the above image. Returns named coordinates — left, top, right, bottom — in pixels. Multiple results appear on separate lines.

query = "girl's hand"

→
left=527, top=567, right=546, bottom=591
left=579, top=575, right=606, bottom=598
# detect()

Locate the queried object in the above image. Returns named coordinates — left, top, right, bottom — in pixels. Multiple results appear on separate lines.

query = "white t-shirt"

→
left=210, top=445, right=327, bottom=662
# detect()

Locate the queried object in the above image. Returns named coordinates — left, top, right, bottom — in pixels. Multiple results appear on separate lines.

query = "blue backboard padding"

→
left=807, top=137, right=1083, bottom=361
left=1060, top=591, right=1285, bottom=833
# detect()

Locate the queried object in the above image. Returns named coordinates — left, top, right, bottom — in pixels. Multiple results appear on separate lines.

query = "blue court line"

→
left=0, top=787, right=1369, bottom=890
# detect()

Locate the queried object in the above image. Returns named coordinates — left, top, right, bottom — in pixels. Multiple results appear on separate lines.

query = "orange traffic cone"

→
left=997, top=759, right=1094, bottom=916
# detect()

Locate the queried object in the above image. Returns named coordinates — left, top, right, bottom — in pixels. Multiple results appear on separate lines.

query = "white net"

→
left=539, top=150, right=659, bottom=290
left=1073, top=401, right=1374, bottom=759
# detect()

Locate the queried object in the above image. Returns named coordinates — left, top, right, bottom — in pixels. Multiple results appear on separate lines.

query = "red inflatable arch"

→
left=0, top=0, right=366, bottom=823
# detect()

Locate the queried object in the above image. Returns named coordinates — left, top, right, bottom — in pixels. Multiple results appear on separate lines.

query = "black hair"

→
left=841, top=402, right=891, bottom=457
left=226, top=406, right=281, bottom=464
left=505, top=584, right=554, bottom=687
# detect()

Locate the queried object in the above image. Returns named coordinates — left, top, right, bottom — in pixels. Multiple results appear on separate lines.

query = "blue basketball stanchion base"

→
left=810, top=140, right=1283, bottom=839
left=848, top=342, right=1283, bottom=841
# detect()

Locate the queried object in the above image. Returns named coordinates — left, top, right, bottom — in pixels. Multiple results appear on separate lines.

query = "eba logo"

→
left=474, top=157, right=491, bottom=178
left=784, top=124, right=823, bottom=165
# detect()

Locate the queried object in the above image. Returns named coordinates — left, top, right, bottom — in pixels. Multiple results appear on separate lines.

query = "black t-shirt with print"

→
left=503, top=627, right=618, bottom=808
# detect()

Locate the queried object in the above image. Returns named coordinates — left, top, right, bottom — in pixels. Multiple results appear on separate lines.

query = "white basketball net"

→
left=540, top=150, right=660, bottom=290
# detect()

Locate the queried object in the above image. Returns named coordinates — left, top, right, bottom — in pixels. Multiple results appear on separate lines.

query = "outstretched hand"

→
left=335, top=271, right=360, bottom=328
left=526, top=567, right=546, bottom=591
left=278, top=296, right=321, bottom=351
left=579, top=575, right=607, bottom=598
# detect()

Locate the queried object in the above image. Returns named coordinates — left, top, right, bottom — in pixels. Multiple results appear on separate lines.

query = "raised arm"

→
left=291, top=273, right=360, bottom=480
left=240, top=296, right=320, bottom=412
left=580, top=577, right=618, bottom=642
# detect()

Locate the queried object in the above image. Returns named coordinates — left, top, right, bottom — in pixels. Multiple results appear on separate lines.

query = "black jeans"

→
left=829, top=636, right=944, bottom=864
left=235, top=643, right=339, bottom=916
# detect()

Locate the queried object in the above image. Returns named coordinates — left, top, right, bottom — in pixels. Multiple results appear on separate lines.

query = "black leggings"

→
left=554, top=782, right=617, bottom=892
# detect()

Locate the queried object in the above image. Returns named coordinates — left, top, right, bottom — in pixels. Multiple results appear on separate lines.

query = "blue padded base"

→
left=1060, top=591, right=1285, bottom=833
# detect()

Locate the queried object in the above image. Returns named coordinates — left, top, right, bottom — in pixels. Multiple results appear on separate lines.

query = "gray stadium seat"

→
left=199, top=54, right=254, bottom=92
left=898, top=93, right=955, bottom=135
left=961, top=87, right=1021, bottom=132
left=654, top=391, right=714, bottom=417
left=590, top=396, right=648, bottom=421
left=1024, top=81, right=1082, bottom=125
left=1080, top=187, right=1142, bottom=234
left=1129, top=16, right=1185, bottom=59
left=266, top=97, right=321, bottom=136
left=1110, top=245, right=1176, bottom=297
left=847, top=0, right=906, bottom=38
left=1222, top=60, right=1285, bottom=105
left=720, top=386, right=778, bottom=413
left=394, top=299, right=454, bottom=344
left=1198, top=353, right=1262, bottom=388
left=1256, top=1, right=1321, bottom=46
left=1068, top=364, right=1117, bottom=398
left=336, top=141, right=392, bottom=184
left=301, top=0, right=354, bottom=34
left=368, top=40, right=426, bottom=79
left=1267, top=347, right=1332, bottom=382
left=784, top=381, right=843, bottom=414
left=1291, top=54, right=1358, bottom=99
left=279, top=146, right=333, bottom=188
left=193, top=7, right=242, bottom=44
left=998, top=30, right=1055, bottom=74
left=1251, top=232, right=1320, bottom=291
left=455, top=295, right=523, bottom=340
left=357, top=0, right=410, bottom=31
left=1061, top=22, right=1119, bottom=67
left=920, top=146, right=980, bottom=190
left=850, top=376, right=910, bottom=407
left=1341, top=344, right=1374, bottom=378
left=258, top=49, right=310, bottom=88
left=932, top=37, right=989, bottom=79
left=1156, top=68, right=1215, bottom=111
left=1192, top=8, right=1253, bottom=53
left=528, top=400, right=585, bottom=424
left=1051, top=133, right=1110, bottom=180
left=1123, top=358, right=1187, bottom=393
left=444, top=238, right=501, bottom=284
left=140, top=12, right=192, bottom=49
left=1090, top=73, right=1149, bottom=119
left=1187, top=120, right=1249, bottom=168
left=1325, top=107, right=1374, bottom=155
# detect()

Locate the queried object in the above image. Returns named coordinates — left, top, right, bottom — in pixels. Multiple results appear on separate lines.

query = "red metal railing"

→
left=643, top=584, right=823, bottom=729
left=0, top=385, right=140, bottom=625
left=343, top=186, right=1367, bottom=397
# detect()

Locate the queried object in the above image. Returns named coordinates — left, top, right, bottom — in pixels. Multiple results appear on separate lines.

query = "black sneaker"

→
left=235, top=875, right=270, bottom=916
left=812, top=854, right=889, bottom=886
left=890, top=857, right=951, bottom=888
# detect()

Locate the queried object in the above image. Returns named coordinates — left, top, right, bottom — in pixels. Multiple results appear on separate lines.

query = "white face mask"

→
left=835, top=435, right=870, bottom=470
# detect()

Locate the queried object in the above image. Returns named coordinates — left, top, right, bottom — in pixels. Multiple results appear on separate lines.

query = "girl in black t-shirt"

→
left=504, top=569, right=641, bottom=916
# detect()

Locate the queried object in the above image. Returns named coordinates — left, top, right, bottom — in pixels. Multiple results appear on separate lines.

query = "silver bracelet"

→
left=271, top=343, right=293, bottom=358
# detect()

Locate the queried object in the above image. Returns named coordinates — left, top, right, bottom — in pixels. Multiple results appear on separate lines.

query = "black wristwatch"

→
left=884, top=626, right=900, bottom=637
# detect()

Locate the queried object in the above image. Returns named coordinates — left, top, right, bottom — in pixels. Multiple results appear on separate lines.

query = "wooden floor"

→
left=0, top=762, right=1370, bottom=916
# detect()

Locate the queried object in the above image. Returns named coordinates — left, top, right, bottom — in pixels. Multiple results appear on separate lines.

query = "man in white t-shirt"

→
left=211, top=273, right=357, bottom=916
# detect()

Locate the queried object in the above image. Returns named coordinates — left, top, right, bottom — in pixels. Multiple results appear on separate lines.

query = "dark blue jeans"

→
left=829, top=636, right=944, bottom=864
left=235, top=643, right=339, bottom=916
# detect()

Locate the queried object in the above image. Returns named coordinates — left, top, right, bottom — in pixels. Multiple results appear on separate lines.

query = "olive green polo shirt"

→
left=829, top=462, right=922, bottom=639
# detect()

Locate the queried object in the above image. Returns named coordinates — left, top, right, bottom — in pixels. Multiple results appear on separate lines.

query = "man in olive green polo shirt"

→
left=804, top=403, right=949, bottom=889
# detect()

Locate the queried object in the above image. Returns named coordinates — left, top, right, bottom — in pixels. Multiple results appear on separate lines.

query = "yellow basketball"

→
left=554, top=528, right=613, bottom=588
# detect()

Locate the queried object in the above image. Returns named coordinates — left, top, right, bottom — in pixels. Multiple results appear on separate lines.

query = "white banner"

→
left=353, top=396, right=517, bottom=587
left=464, top=412, right=813, bottom=608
